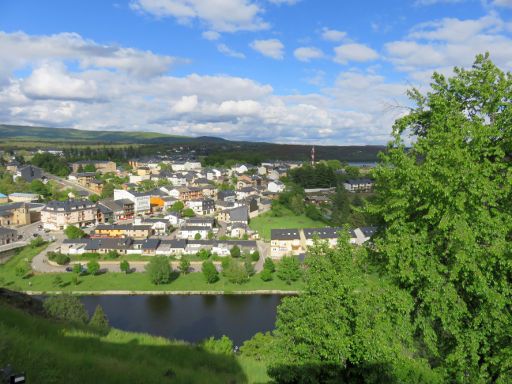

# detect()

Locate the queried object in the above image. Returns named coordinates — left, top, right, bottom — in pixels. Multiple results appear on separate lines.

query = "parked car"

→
left=65, top=267, right=73, bottom=272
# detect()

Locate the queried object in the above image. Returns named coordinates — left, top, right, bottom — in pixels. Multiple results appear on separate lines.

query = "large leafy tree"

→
left=367, top=54, right=512, bottom=382
left=271, top=233, right=440, bottom=383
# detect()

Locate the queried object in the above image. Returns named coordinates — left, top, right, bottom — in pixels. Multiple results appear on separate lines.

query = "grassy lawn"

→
left=1, top=244, right=303, bottom=293
left=0, top=302, right=266, bottom=383
left=250, top=207, right=327, bottom=240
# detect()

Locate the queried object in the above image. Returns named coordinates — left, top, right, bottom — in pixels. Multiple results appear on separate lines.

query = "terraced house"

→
left=41, top=200, right=96, bottom=230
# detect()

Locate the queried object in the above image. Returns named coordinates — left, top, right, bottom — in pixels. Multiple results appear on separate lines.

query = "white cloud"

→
left=0, top=31, right=176, bottom=80
left=21, top=62, right=98, bottom=101
left=217, top=43, right=246, bottom=58
left=202, top=30, right=220, bottom=40
left=172, top=95, right=198, bottom=113
left=293, top=46, right=324, bottom=62
left=250, top=38, right=284, bottom=59
left=130, top=0, right=269, bottom=32
left=321, top=28, right=347, bottom=42
left=493, top=0, right=512, bottom=7
left=333, top=43, right=379, bottom=64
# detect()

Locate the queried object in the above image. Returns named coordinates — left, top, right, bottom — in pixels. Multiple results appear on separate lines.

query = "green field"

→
left=250, top=208, right=327, bottom=240
left=0, top=301, right=268, bottom=383
left=0, top=244, right=303, bottom=293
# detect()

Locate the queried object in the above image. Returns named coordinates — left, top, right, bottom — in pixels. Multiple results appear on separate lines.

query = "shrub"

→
left=221, top=258, right=232, bottom=276
left=202, top=260, right=219, bottom=284
left=276, top=256, right=302, bottom=285
left=145, top=256, right=172, bottom=285
left=240, top=332, right=274, bottom=361
left=196, top=249, right=211, bottom=260
left=29, top=236, right=46, bottom=248
left=224, top=261, right=249, bottom=284
left=251, top=251, right=260, bottom=262
left=64, top=225, right=86, bottom=240
left=244, top=258, right=255, bottom=277
left=120, top=260, right=130, bottom=274
left=179, top=257, right=191, bottom=274
left=230, top=245, right=241, bottom=258
left=260, top=268, right=273, bottom=282
left=48, top=252, right=70, bottom=265
left=263, top=258, right=275, bottom=273
left=43, top=294, right=88, bottom=324
left=105, top=250, right=119, bottom=260
left=87, top=260, right=100, bottom=276
left=202, top=336, right=233, bottom=355
left=89, top=305, right=110, bottom=331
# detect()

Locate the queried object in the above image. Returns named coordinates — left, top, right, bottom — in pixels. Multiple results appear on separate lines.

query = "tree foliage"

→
left=43, top=294, right=88, bottom=324
left=202, top=260, right=219, bottom=284
left=64, top=225, right=86, bottom=240
left=276, top=256, right=302, bottom=285
left=145, top=256, right=172, bottom=285
left=89, top=305, right=110, bottom=331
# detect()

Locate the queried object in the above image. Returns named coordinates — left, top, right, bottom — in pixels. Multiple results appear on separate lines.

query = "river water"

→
left=79, top=294, right=286, bottom=345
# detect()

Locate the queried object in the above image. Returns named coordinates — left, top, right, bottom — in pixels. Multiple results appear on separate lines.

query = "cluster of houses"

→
left=270, top=226, right=377, bottom=259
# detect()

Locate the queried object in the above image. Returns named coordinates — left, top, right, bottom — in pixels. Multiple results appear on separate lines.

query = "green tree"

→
left=105, top=250, right=119, bottom=260
left=182, top=208, right=195, bottom=217
left=194, top=232, right=202, bottom=240
left=170, top=201, right=184, bottom=212
left=207, top=231, right=214, bottom=240
left=331, top=187, right=350, bottom=225
left=202, top=335, right=233, bottom=355
left=270, top=233, right=440, bottom=383
left=72, top=263, right=82, bottom=274
left=202, top=260, right=219, bottom=284
left=364, top=54, right=512, bottom=383
left=229, top=245, right=241, bottom=258
left=145, top=256, right=172, bottom=285
left=179, top=257, right=191, bottom=274
left=244, top=257, right=255, bottom=277
left=64, top=225, right=86, bottom=240
left=83, top=164, right=97, bottom=173
left=240, top=332, right=274, bottom=361
left=87, top=260, right=100, bottom=276
left=120, top=259, right=130, bottom=274
left=43, top=294, right=88, bottom=324
left=89, top=305, right=110, bottom=331
left=250, top=250, right=260, bottom=262
left=224, top=261, right=249, bottom=284
left=259, top=268, right=273, bottom=282
left=276, top=256, right=302, bottom=285
left=263, top=257, right=275, bottom=273
left=101, top=182, right=115, bottom=198
left=88, top=194, right=100, bottom=203
left=29, top=236, right=46, bottom=248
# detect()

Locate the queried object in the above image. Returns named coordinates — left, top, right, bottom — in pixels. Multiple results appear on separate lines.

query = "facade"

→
left=268, top=181, right=285, bottom=193
left=93, top=224, right=152, bottom=239
left=0, top=227, right=18, bottom=245
left=270, top=229, right=304, bottom=259
left=186, top=199, right=215, bottom=216
left=15, top=165, right=43, bottom=182
left=343, top=178, right=374, bottom=193
left=41, top=200, right=96, bottom=230
left=0, top=203, right=31, bottom=227
left=71, top=160, right=116, bottom=174
left=8, top=193, right=40, bottom=203
left=113, top=189, right=150, bottom=214
left=178, top=226, right=211, bottom=240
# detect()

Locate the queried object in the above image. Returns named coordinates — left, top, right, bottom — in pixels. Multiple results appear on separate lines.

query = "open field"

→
left=250, top=208, right=327, bottom=240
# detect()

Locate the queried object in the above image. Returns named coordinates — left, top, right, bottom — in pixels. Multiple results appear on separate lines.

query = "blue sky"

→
left=0, top=0, right=511, bottom=144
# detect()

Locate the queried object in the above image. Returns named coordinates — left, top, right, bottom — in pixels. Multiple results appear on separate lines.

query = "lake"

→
left=78, top=294, right=286, bottom=345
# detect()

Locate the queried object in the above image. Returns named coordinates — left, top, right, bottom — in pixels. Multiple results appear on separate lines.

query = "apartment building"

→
left=41, top=200, right=96, bottom=230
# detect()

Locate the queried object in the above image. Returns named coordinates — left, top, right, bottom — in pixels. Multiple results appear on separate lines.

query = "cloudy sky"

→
left=1, top=0, right=512, bottom=144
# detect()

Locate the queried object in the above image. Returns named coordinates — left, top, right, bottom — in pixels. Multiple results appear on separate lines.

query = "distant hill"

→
left=0, top=124, right=224, bottom=144
left=0, top=124, right=384, bottom=162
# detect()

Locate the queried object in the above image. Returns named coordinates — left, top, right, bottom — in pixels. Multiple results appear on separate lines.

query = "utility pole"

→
left=311, top=146, right=315, bottom=166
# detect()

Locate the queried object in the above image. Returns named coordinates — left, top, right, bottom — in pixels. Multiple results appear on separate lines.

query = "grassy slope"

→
left=0, top=245, right=303, bottom=293
left=250, top=208, right=327, bottom=240
left=0, top=302, right=267, bottom=383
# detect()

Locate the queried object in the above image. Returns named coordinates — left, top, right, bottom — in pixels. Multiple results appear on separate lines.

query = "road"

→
left=43, top=172, right=95, bottom=196
left=31, top=232, right=66, bottom=273
left=255, top=240, right=270, bottom=272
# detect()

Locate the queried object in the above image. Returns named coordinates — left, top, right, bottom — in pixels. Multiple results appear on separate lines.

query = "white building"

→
left=113, top=189, right=150, bottom=214
left=267, top=181, right=285, bottom=193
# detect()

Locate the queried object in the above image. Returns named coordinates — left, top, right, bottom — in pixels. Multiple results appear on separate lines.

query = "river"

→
left=78, top=294, right=286, bottom=345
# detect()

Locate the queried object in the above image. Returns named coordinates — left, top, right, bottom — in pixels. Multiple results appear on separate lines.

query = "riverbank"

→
left=25, top=289, right=300, bottom=295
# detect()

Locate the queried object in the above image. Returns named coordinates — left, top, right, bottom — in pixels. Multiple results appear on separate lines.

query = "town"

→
left=0, top=147, right=376, bottom=284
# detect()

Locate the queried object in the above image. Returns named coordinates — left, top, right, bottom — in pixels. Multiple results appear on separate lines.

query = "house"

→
left=98, top=198, right=134, bottom=220
left=186, top=199, right=215, bottom=216
left=164, top=211, right=184, bottom=227
left=178, top=226, right=211, bottom=240
left=8, top=193, right=40, bottom=203
left=184, top=217, right=214, bottom=229
left=200, top=185, right=218, bottom=199
left=71, top=160, right=116, bottom=174
left=156, top=239, right=187, bottom=257
left=134, top=217, right=169, bottom=236
left=267, top=180, right=285, bottom=193
left=236, top=187, right=257, bottom=200
left=113, top=189, right=150, bottom=214
left=230, top=223, right=248, bottom=239
left=303, top=227, right=346, bottom=248
left=343, top=178, right=374, bottom=193
left=41, top=200, right=96, bottom=230
left=270, top=229, right=304, bottom=259
left=15, top=165, right=43, bottom=182
left=218, top=190, right=236, bottom=203
left=0, top=193, right=7, bottom=204
left=0, top=203, right=31, bottom=227
left=0, top=227, right=18, bottom=245
left=93, top=224, right=152, bottom=239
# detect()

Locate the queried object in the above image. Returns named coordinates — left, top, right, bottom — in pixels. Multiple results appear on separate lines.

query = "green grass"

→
left=1, top=245, right=303, bottom=293
left=250, top=207, right=327, bottom=240
left=0, top=302, right=267, bottom=383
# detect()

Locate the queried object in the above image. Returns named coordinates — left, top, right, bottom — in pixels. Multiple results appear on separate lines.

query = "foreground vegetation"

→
left=0, top=298, right=264, bottom=383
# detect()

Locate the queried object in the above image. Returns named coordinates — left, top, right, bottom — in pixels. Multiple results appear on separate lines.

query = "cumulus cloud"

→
left=294, top=46, right=324, bottom=62
left=321, top=28, right=347, bottom=42
left=333, top=43, right=379, bottom=64
left=0, top=31, right=176, bottom=80
left=250, top=38, right=284, bottom=59
left=217, top=43, right=246, bottom=58
left=130, top=0, right=269, bottom=32
left=172, top=95, right=198, bottom=113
